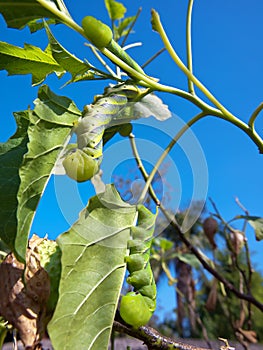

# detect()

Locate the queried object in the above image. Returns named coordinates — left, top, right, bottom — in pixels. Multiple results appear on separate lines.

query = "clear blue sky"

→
left=1, top=0, right=263, bottom=319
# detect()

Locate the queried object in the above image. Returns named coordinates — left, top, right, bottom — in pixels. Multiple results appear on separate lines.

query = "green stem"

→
left=152, top=11, right=234, bottom=116
left=37, top=0, right=263, bottom=153
left=120, top=7, right=142, bottom=47
left=36, top=0, right=85, bottom=35
left=151, top=9, right=263, bottom=153
left=138, top=111, right=207, bottom=204
left=85, top=44, right=119, bottom=78
left=248, top=102, right=263, bottom=131
left=186, top=0, right=195, bottom=94
left=129, top=134, right=161, bottom=206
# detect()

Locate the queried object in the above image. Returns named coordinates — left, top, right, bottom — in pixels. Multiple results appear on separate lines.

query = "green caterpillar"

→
left=120, top=205, right=157, bottom=328
left=81, top=16, right=145, bottom=75
left=63, top=84, right=143, bottom=182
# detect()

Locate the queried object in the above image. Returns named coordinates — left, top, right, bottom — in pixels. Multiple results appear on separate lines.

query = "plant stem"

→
left=120, top=7, right=142, bottom=47
left=138, top=111, right=207, bottom=204
left=129, top=134, right=161, bottom=206
left=134, top=147, right=263, bottom=312
left=36, top=0, right=85, bottom=35
left=37, top=0, right=263, bottom=152
left=152, top=11, right=237, bottom=118
left=186, top=0, right=195, bottom=94
left=248, top=102, right=263, bottom=130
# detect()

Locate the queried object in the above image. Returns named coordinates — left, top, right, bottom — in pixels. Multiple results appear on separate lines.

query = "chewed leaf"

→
left=134, top=94, right=172, bottom=121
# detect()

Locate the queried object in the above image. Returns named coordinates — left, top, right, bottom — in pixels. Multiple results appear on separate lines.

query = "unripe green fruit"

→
left=119, top=292, right=153, bottom=328
left=81, top=16, right=113, bottom=48
left=63, top=149, right=99, bottom=182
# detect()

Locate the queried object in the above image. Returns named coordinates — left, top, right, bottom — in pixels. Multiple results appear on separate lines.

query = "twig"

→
left=120, top=7, right=142, bottom=47
left=132, top=144, right=263, bottom=312
left=85, top=44, right=119, bottom=78
left=113, top=321, right=212, bottom=350
left=186, top=0, right=195, bottom=94
left=141, top=48, right=166, bottom=69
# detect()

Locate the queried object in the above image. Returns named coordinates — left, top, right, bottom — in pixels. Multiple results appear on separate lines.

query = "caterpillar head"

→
left=81, top=16, right=113, bottom=48
left=119, top=291, right=153, bottom=328
left=62, top=149, right=99, bottom=182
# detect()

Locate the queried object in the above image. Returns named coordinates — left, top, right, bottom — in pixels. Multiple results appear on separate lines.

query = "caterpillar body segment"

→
left=120, top=204, right=157, bottom=327
left=63, top=84, right=143, bottom=182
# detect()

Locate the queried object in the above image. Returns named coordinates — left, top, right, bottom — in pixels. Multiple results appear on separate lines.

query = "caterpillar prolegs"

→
left=120, top=204, right=157, bottom=328
left=63, top=84, right=143, bottom=182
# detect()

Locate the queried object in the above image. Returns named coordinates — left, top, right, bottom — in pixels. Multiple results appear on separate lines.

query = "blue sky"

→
left=1, top=0, right=263, bottom=320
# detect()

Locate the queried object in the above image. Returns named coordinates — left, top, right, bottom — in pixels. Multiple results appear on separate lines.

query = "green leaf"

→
left=0, top=41, right=64, bottom=85
left=0, top=0, right=60, bottom=29
left=114, top=16, right=136, bottom=41
left=240, top=215, right=263, bottom=241
left=104, top=0, right=126, bottom=21
left=15, top=85, right=80, bottom=262
left=171, top=253, right=201, bottom=269
left=27, top=18, right=58, bottom=33
left=0, top=111, right=30, bottom=250
left=48, top=185, right=137, bottom=350
left=33, top=84, right=81, bottom=125
left=45, top=24, right=91, bottom=79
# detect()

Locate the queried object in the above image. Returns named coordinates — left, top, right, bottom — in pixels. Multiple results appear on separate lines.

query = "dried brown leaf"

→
left=0, top=237, right=50, bottom=349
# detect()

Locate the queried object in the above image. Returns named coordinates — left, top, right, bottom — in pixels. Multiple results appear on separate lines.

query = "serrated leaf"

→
left=105, top=0, right=126, bottom=21
left=0, top=41, right=64, bottom=85
left=15, top=86, right=80, bottom=262
left=240, top=215, right=263, bottom=241
left=45, top=24, right=91, bottom=79
left=0, top=0, right=60, bottom=29
left=0, top=111, right=30, bottom=250
left=48, top=185, right=137, bottom=350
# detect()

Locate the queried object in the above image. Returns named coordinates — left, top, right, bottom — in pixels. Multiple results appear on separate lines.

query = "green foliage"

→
left=45, top=24, right=96, bottom=82
left=0, top=0, right=60, bottom=29
left=104, top=0, right=126, bottom=21
left=0, top=86, right=80, bottom=261
left=1, top=1, right=263, bottom=349
left=242, top=216, right=263, bottom=241
left=0, top=41, right=64, bottom=86
left=0, top=112, right=30, bottom=251
left=48, top=185, right=137, bottom=349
